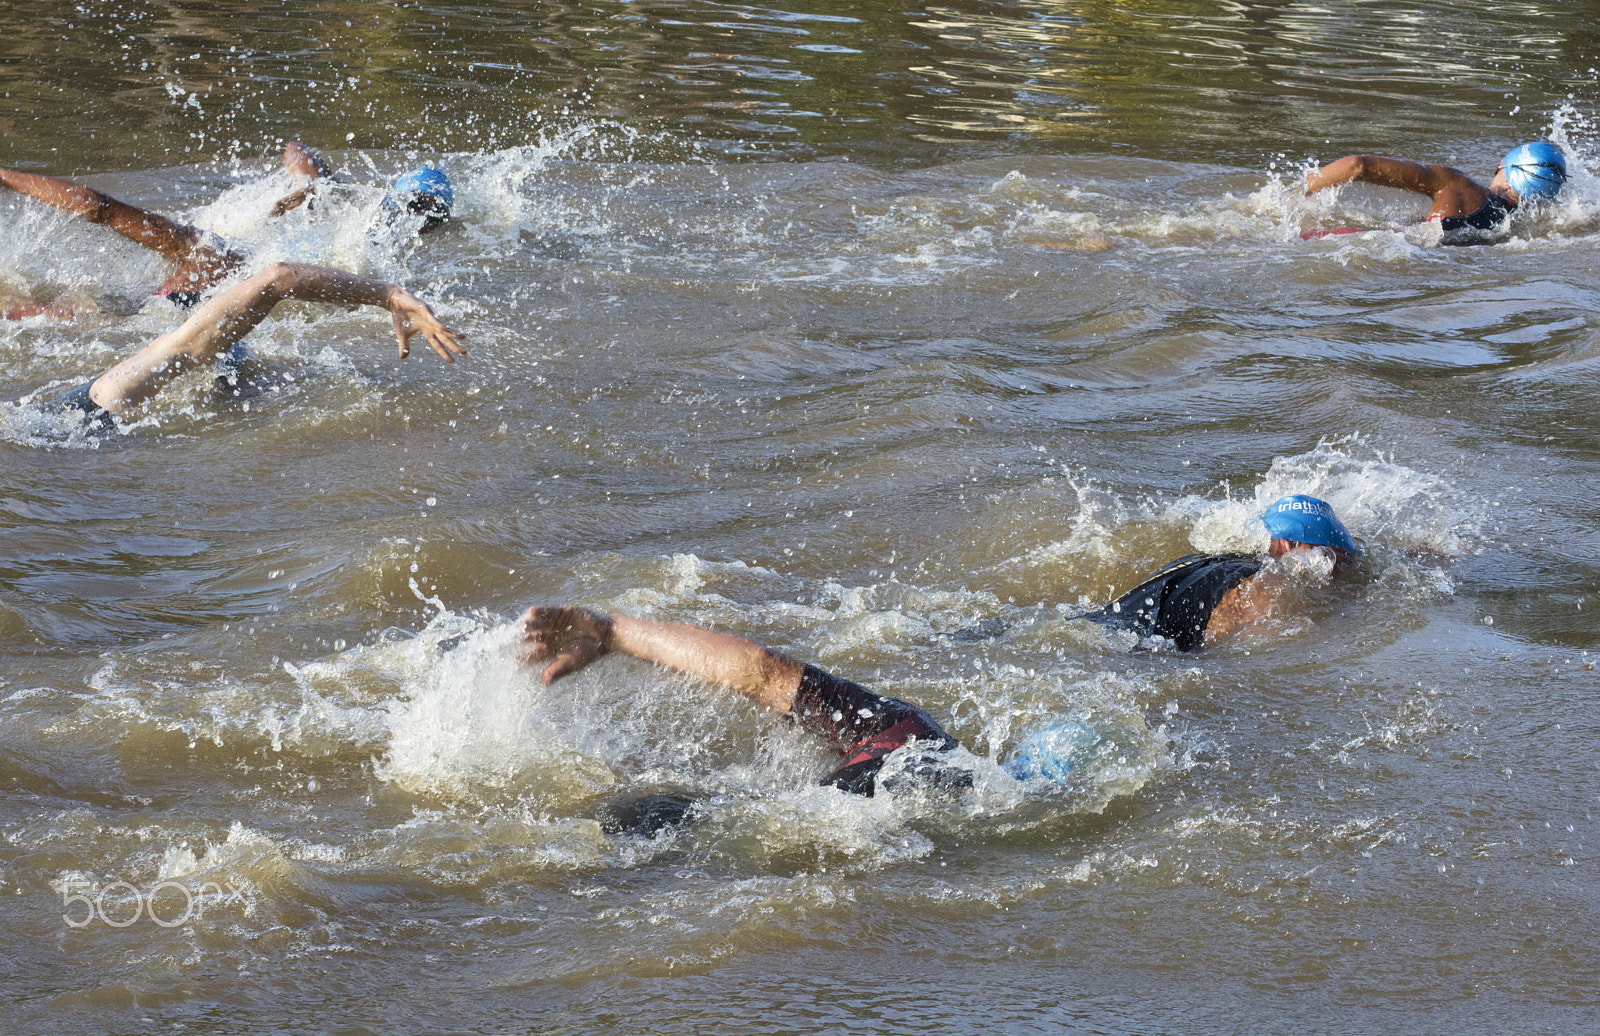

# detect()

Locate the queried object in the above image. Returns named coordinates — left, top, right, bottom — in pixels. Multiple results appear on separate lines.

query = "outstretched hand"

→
left=514, top=605, right=614, bottom=685
left=388, top=287, right=466, bottom=362
left=268, top=184, right=316, bottom=218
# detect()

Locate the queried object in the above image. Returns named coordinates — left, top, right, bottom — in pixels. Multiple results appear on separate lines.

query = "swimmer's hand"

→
left=514, top=605, right=614, bottom=685
left=386, top=287, right=466, bottom=363
left=268, top=184, right=316, bottom=218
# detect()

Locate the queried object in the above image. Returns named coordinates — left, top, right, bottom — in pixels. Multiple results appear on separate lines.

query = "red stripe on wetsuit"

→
left=791, top=663, right=957, bottom=794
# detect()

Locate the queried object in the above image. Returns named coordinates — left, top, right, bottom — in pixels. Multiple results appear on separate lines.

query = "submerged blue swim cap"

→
left=1003, top=721, right=1100, bottom=783
left=391, top=167, right=453, bottom=216
left=1501, top=142, right=1567, bottom=202
left=1262, top=494, right=1361, bottom=555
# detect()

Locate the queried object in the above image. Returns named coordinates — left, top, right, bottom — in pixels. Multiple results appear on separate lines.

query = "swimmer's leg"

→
left=948, top=616, right=1013, bottom=642
left=948, top=604, right=1061, bottom=642
left=3, top=297, right=76, bottom=321
left=2, top=280, right=99, bottom=322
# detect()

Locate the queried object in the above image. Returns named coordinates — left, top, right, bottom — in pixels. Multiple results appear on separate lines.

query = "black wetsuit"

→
left=1437, top=195, right=1512, bottom=246
left=593, top=663, right=964, bottom=836
left=1080, top=552, right=1262, bottom=652
left=793, top=664, right=961, bottom=795
left=50, top=381, right=113, bottom=429
left=153, top=289, right=204, bottom=309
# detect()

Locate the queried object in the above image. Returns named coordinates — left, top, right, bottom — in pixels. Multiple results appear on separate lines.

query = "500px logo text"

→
left=59, top=878, right=244, bottom=928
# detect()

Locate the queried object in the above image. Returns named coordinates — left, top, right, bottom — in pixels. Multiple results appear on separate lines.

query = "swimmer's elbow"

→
left=263, top=261, right=301, bottom=280
left=82, top=191, right=115, bottom=225
left=263, top=261, right=312, bottom=292
left=1308, top=155, right=1364, bottom=194
left=238, top=262, right=301, bottom=305
left=1334, top=155, right=1379, bottom=185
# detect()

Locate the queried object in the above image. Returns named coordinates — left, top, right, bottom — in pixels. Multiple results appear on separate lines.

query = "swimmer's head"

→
left=1003, top=720, right=1099, bottom=783
left=1262, top=494, right=1361, bottom=555
left=1499, top=142, right=1567, bottom=203
left=389, top=167, right=453, bottom=231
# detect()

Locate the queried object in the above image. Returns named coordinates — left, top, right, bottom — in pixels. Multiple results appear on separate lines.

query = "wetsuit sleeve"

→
left=51, top=381, right=114, bottom=428
left=1081, top=553, right=1262, bottom=652
left=792, top=664, right=959, bottom=796
left=1438, top=195, right=1512, bottom=245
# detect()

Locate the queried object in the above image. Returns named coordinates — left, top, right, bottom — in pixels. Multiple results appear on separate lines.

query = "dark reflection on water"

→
left=1, top=1, right=1592, bottom=172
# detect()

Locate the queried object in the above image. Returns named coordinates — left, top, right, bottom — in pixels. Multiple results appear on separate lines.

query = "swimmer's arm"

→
left=1305, top=155, right=1458, bottom=197
left=0, top=166, right=201, bottom=260
left=89, top=262, right=464, bottom=414
left=252, top=262, right=466, bottom=361
left=1306, top=155, right=1489, bottom=220
left=1202, top=574, right=1292, bottom=646
left=0, top=166, right=128, bottom=219
left=281, top=141, right=332, bottom=179
left=516, top=606, right=805, bottom=713
left=269, top=142, right=331, bottom=216
left=268, top=184, right=315, bottom=218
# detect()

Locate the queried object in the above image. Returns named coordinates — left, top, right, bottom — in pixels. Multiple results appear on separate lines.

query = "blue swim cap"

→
left=1501, top=142, right=1567, bottom=202
left=1003, top=721, right=1100, bottom=783
left=1262, top=494, right=1361, bottom=555
left=391, top=167, right=453, bottom=216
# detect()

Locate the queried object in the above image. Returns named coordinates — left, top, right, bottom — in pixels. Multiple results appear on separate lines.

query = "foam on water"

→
left=1109, top=439, right=1471, bottom=567
left=1184, top=437, right=1480, bottom=558
left=377, top=618, right=628, bottom=807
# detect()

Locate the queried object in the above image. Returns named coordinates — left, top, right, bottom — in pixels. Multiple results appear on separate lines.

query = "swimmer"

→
left=267, top=163, right=455, bottom=233
left=959, top=494, right=1361, bottom=652
left=0, top=144, right=454, bottom=316
left=514, top=604, right=964, bottom=816
left=1304, top=142, right=1567, bottom=245
left=49, top=261, right=463, bottom=427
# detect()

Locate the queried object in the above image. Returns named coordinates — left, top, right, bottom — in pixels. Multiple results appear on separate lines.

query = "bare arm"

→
left=268, top=184, right=315, bottom=218
left=1305, top=154, right=1490, bottom=219
left=1306, top=155, right=1438, bottom=195
left=281, top=141, right=332, bottom=178
left=89, top=261, right=464, bottom=414
left=267, top=144, right=331, bottom=218
left=516, top=606, right=806, bottom=713
left=0, top=166, right=203, bottom=262
left=1202, top=573, right=1292, bottom=646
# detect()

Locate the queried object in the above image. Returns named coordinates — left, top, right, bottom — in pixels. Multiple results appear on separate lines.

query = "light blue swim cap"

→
left=1501, top=142, right=1567, bottom=202
left=391, top=167, right=453, bottom=215
left=1003, top=721, right=1100, bottom=783
left=1262, top=494, right=1361, bottom=555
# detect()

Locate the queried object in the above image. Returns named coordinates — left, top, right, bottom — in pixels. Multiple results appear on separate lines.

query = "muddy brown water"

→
left=2, top=3, right=1598, bottom=1032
